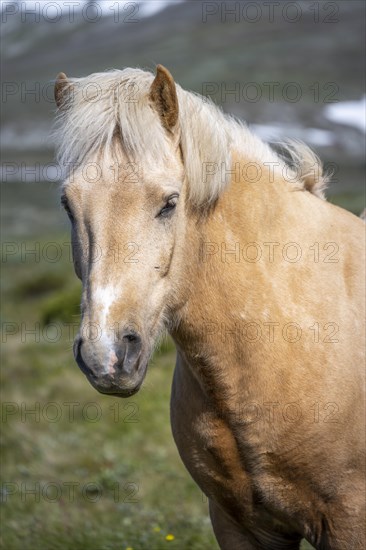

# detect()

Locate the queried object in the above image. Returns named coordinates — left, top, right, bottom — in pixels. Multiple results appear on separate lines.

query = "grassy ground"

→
left=2, top=180, right=361, bottom=549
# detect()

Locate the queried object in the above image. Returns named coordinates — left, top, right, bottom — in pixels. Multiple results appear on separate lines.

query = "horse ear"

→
left=54, top=72, right=70, bottom=109
left=149, top=65, right=179, bottom=132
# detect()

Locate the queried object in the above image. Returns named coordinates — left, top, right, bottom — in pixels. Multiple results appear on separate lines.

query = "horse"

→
left=54, top=65, right=365, bottom=550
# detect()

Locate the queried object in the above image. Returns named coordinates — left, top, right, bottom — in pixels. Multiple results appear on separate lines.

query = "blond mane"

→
left=54, top=68, right=328, bottom=205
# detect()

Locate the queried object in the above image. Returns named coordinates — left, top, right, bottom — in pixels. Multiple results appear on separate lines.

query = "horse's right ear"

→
left=54, top=72, right=70, bottom=109
left=149, top=65, right=179, bottom=133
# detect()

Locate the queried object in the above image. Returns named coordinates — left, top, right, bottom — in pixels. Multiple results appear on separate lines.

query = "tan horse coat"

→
left=170, top=156, right=365, bottom=549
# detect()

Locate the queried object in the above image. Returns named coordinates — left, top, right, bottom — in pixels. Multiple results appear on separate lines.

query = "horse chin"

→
left=96, top=384, right=143, bottom=398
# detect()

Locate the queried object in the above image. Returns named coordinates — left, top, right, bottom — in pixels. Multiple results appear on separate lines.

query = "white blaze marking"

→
left=93, top=285, right=120, bottom=345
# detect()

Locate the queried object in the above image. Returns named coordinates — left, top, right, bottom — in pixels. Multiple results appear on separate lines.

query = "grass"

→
left=2, top=180, right=359, bottom=549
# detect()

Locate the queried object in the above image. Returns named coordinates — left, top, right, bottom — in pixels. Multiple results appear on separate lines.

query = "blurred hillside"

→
left=1, top=0, right=365, bottom=202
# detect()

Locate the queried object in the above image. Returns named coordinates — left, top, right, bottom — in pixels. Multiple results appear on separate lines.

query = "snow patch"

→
left=324, top=97, right=366, bottom=134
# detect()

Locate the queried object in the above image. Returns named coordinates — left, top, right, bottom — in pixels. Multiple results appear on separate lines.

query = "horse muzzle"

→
left=73, top=331, right=147, bottom=397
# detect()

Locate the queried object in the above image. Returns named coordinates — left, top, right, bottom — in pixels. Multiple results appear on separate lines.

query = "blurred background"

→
left=1, top=1, right=365, bottom=548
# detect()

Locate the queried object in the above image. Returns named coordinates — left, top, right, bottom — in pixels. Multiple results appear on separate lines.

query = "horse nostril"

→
left=123, top=332, right=141, bottom=344
left=74, top=338, right=95, bottom=378
left=74, top=337, right=83, bottom=361
left=115, top=331, right=142, bottom=375
left=76, top=338, right=83, bottom=356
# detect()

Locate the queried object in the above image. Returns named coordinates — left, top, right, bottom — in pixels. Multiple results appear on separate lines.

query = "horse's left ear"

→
left=149, top=65, right=179, bottom=132
left=54, top=72, right=70, bottom=109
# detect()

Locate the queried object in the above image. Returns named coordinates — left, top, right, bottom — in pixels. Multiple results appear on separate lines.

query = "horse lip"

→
left=84, top=357, right=148, bottom=397
left=95, top=382, right=143, bottom=398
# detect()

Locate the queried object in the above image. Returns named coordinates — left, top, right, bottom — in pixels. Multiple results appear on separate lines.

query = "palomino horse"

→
left=54, top=66, right=365, bottom=549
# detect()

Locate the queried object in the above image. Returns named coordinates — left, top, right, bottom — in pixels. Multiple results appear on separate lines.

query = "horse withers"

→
left=54, top=65, right=365, bottom=549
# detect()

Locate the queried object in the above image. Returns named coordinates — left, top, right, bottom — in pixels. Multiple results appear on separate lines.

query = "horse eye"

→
left=61, top=195, right=75, bottom=221
left=157, top=195, right=179, bottom=218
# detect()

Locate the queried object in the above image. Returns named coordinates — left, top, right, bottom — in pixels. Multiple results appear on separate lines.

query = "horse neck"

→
left=170, top=149, right=292, bottom=370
